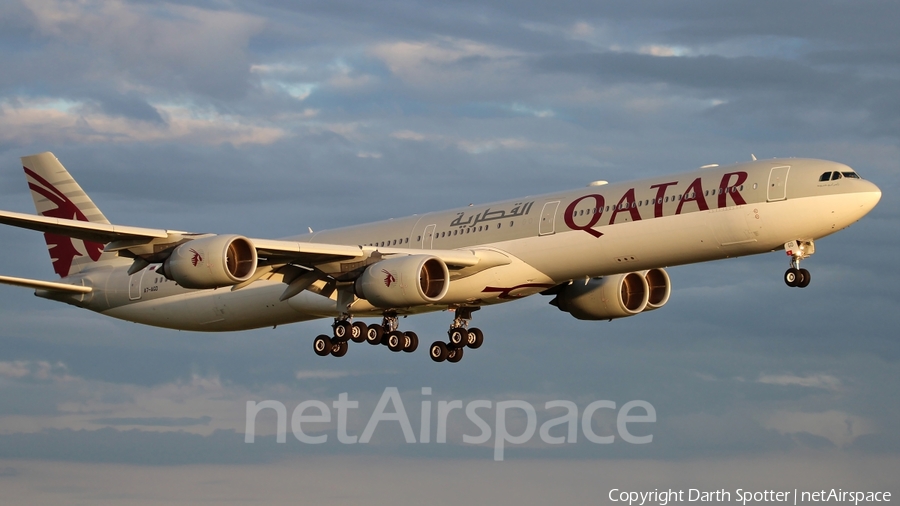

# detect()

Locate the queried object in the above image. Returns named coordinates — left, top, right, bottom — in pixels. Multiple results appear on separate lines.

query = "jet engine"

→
left=355, top=255, right=449, bottom=308
left=642, top=268, right=671, bottom=311
left=161, top=234, right=257, bottom=289
left=550, top=268, right=671, bottom=320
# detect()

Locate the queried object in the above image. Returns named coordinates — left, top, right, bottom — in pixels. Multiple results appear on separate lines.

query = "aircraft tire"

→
left=333, top=321, right=351, bottom=342
left=798, top=269, right=811, bottom=288
left=332, top=340, right=349, bottom=357
left=350, top=322, right=368, bottom=343
left=430, top=341, right=449, bottom=362
left=387, top=331, right=405, bottom=352
left=448, top=347, right=464, bottom=363
left=784, top=268, right=800, bottom=287
left=314, top=335, right=332, bottom=357
left=403, top=331, right=419, bottom=353
left=448, top=327, right=466, bottom=348
left=466, top=328, right=484, bottom=349
left=366, top=324, right=384, bottom=345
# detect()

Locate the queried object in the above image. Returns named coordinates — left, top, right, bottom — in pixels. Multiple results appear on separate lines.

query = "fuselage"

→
left=48, top=158, right=881, bottom=331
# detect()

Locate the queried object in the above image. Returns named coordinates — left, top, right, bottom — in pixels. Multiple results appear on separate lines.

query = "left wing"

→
left=0, top=274, right=92, bottom=293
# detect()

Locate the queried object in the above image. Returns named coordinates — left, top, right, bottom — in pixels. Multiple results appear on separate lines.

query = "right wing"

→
left=1, top=210, right=505, bottom=280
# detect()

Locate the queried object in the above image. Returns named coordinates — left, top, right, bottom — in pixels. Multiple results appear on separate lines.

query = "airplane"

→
left=0, top=152, right=881, bottom=363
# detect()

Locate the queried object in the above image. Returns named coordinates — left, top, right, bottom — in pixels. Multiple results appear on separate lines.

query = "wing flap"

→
left=251, top=238, right=366, bottom=265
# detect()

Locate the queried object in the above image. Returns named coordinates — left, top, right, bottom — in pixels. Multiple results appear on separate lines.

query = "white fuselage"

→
left=51, top=158, right=881, bottom=331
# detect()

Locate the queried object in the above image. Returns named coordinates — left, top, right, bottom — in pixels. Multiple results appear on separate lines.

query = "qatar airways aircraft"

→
left=0, top=152, right=881, bottom=362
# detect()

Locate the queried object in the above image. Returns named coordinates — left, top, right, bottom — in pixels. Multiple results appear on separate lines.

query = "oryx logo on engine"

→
left=382, top=269, right=396, bottom=287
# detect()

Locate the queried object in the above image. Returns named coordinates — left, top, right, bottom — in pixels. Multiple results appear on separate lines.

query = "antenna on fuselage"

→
left=751, top=154, right=757, bottom=161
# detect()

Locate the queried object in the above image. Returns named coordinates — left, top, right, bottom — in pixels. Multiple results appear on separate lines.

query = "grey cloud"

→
left=91, top=416, right=213, bottom=427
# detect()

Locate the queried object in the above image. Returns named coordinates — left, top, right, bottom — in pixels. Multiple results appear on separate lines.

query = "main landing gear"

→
left=430, top=307, right=483, bottom=364
left=312, top=313, right=418, bottom=358
left=783, top=239, right=814, bottom=288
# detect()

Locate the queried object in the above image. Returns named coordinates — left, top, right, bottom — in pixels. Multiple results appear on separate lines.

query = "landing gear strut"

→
left=783, top=240, right=813, bottom=288
left=430, top=307, right=483, bottom=364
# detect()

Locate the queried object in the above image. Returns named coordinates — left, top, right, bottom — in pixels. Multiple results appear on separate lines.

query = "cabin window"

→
left=496, top=223, right=501, bottom=229
left=417, top=236, right=421, bottom=242
left=509, top=221, right=514, bottom=227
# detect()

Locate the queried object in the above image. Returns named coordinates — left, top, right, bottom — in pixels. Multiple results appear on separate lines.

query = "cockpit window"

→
left=831, top=171, right=842, bottom=181
left=842, top=171, right=860, bottom=179
left=819, top=172, right=831, bottom=182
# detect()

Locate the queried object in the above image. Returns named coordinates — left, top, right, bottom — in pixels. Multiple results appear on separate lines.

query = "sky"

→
left=0, top=0, right=898, bottom=504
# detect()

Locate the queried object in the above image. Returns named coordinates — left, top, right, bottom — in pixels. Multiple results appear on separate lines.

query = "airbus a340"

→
left=0, top=153, right=881, bottom=362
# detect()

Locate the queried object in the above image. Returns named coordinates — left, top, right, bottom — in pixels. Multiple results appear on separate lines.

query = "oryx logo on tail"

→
left=24, top=167, right=105, bottom=278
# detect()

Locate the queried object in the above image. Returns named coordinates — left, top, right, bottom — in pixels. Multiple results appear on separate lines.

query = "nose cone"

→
left=857, top=179, right=882, bottom=217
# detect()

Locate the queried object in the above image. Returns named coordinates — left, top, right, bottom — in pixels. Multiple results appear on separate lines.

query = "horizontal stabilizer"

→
left=0, top=274, right=93, bottom=293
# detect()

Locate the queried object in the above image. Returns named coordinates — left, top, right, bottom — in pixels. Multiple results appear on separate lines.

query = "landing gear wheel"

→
left=430, top=341, right=449, bottom=362
left=447, top=347, right=464, bottom=363
left=465, top=328, right=484, bottom=349
left=333, top=321, right=351, bottom=342
left=403, top=331, right=419, bottom=353
left=784, top=268, right=800, bottom=287
left=798, top=268, right=811, bottom=288
left=366, top=324, right=384, bottom=345
left=313, top=335, right=332, bottom=357
left=386, top=331, right=405, bottom=352
left=331, top=340, right=348, bottom=357
left=350, top=322, right=368, bottom=343
left=448, top=327, right=466, bottom=348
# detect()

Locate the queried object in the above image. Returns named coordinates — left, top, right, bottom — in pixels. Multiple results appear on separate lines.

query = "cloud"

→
left=761, top=410, right=874, bottom=448
left=19, top=0, right=266, bottom=100
left=757, top=373, right=843, bottom=391
left=0, top=0, right=897, bottom=498
left=0, top=98, right=287, bottom=146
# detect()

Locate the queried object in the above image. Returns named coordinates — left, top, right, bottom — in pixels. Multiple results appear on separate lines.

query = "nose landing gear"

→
left=784, top=239, right=814, bottom=288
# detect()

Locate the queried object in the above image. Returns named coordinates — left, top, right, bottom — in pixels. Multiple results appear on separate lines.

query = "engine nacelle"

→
left=355, top=255, right=449, bottom=308
left=641, top=268, right=671, bottom=311
left=162, top=234, right=257, bottom=289
left=551, top=272, right=650, bottom=320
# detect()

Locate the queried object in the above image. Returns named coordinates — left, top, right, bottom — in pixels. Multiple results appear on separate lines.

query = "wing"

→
left=0, top=209, right=169, bottom=244
left=0, top=274, right=92, bottom=293
left=1, top=210, right=506, bottom=282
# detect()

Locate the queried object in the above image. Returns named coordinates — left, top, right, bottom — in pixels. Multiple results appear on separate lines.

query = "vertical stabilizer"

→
left=21, top=152, right=114, bottom=278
